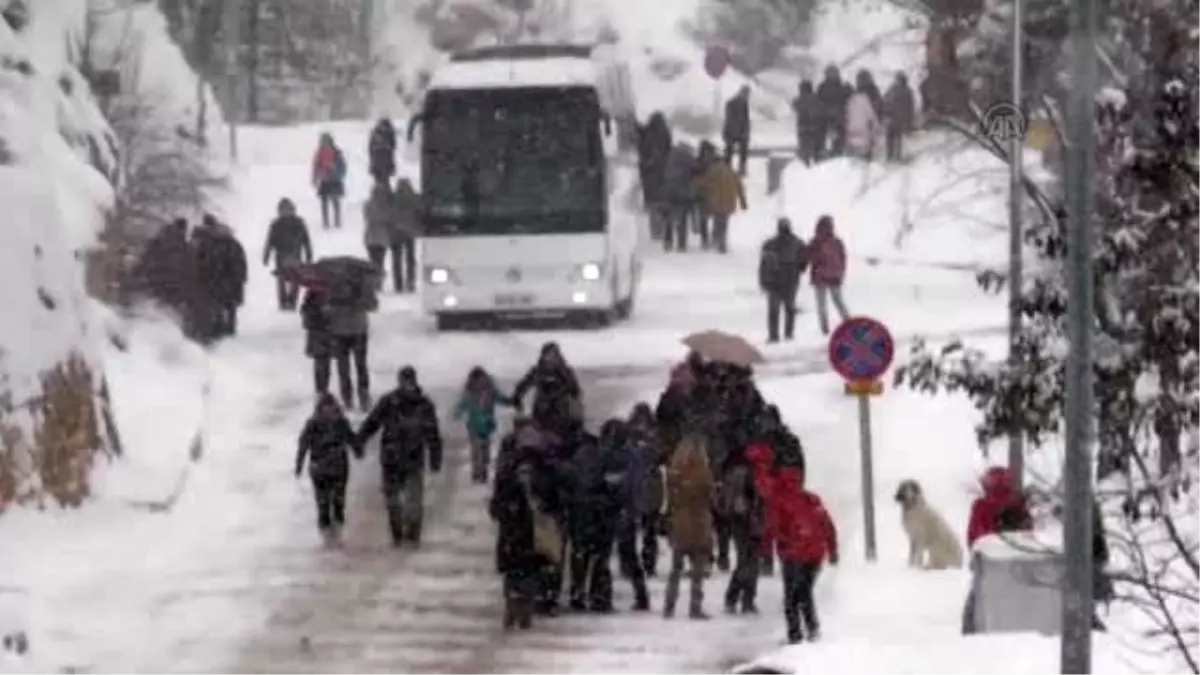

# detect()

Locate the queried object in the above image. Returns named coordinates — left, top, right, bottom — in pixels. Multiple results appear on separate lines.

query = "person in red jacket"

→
left=808, top=215, right=850, bottom=335
left=966, top=466, right=1033, bottom=548
left=760, top=466, right=839, bottom=643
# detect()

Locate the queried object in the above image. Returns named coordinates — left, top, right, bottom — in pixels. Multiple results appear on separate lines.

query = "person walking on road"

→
left=312, top=132, right=347, bottom=230
left=326, top=274, right=377, bottom=412
left=295, top=393, right=361, bottom=548
left=300, top=286, right=333, bottom=396
left=391, top=177, right=421, bottom=293
left=363, top=182, right=394, bottom=292
left=263, top=198, right=313, bottom=311
left=454, top=366, right=516, bottom=484
left=808, top=215, right=850, bottom=335
left=695, top=154, right=747, bottom=254
left=662, top=433, right=716, bottom=621
left=758, top=217, right=809, bottom=342
left=761, top=466, right=839, bottom=643
left=845, top=73, right=883, bottom=162
left=816, top=66, right=853, bottom=157
left=357, top=366, right=443, bottom=547
left=368, top=118, right=397, bottom=186
left=722, top=85, right=752, bottom=176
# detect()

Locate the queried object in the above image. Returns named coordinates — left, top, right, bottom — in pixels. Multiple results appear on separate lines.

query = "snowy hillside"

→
left=0, top=0, right=118, bottom=508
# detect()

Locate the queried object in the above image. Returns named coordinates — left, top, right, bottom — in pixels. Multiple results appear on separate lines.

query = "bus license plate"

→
left=494, top=293, right=534, bottom=307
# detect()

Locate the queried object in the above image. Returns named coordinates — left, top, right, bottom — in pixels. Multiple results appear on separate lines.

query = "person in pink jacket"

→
left=844, top=80, right=882, bottom=161
left=809, top=215, right=850, bottom=334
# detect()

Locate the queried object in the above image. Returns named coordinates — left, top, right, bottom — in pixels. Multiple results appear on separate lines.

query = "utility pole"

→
left=223, top=0, right=240, bottom=160
left=1007, top=0, right=1026, bottom=490
left=1061, top=0, right=1097, bottom=669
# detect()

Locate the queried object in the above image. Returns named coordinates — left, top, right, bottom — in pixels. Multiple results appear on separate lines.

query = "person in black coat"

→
left=512, top=342, right=582, bottom=440
left=883, top=72, right=916, bottom=162
left=137, top=217, right=197, bottom=328
left=816, top=66, right=853, bottom=157
left=263, top=198, right=313, bottom=311
left=368, top=118, right=397, bottom=185
left=357, top=366, right=443, bottom=546
left=566, top=420, right=625, bottom=613
left=660, top=142, right=698, bottom=252
left=627, top=402, right=664, bottom=579
left=637, top=112, right=673, bottom=235
left=489, top=440, right=556, bottom=631
left=722, top=85, right=751, bottom=176
left=193, top=214, right=247, bottom=340
left=758, top=218, right=810, bottom=343
left=300, top=287, right=333, bottom=395
left=295, top=393, right=360, bottom=547
left=792, top=80, right=824, bottom=166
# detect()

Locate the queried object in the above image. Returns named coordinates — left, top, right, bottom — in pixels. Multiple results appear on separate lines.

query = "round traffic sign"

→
left=827, top=316, right=895, bottom=382
left=703, top=45, right=730, bottom=79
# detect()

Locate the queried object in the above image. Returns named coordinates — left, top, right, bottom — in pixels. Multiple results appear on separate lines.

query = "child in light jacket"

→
left=454, top=366, right=516, bottom=483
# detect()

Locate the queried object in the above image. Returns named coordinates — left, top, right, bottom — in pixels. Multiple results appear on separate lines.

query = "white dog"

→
left=894, top=479, right=964, bottom=570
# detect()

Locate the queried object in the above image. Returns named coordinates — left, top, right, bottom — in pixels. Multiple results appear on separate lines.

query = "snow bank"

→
left=0, top=0, right=120, bottom=507
left=734, top=631, right=1134, bottom=674
left=777, top=139, right=1011, bottom=269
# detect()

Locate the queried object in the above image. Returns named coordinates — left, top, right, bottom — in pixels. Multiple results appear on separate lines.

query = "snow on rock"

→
left=0, top=0, right=120, bottom=508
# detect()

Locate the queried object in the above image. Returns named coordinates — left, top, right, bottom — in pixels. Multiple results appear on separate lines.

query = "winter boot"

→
left=741, top=602, right=759, bottom=615
left=689, top=607, right=712, bottom=621
left=632, top=594, right=650, bottom=612
left=662, top=604, right=675, bottom=619
left=724, top=601, right=738, bottom=615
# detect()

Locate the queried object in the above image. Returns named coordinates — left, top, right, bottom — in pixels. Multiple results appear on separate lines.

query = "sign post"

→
left=703, top=45, right=729, bottom=136
left=828, top=316, right=896, bottom=562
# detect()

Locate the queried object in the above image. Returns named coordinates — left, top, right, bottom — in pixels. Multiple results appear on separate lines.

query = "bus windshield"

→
left=421, top=86, right=605, bottom=236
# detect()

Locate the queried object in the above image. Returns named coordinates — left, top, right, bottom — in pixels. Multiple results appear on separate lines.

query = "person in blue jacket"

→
left=454, top=366, right=516, bottom=483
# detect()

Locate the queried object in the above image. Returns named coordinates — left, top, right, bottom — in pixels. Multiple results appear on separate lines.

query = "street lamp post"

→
left=1007, top=0, right=1026, bottom=490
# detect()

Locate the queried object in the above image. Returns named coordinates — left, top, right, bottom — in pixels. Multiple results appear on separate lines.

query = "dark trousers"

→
left=390, top=238, right=416, bottom=293
left=767, top=289, right=798, bottom=341
left=216, top=301, right=238, bottom=337
left=569, top=535, right=615, bottom=611
left=710, top=213, right=730, bottom=253
left=885, top=126, right=905, bottom=161
left=503, top=569, right=537, bottom=629
left=714, top=512, right=732, bottom=571
left=536, top=518, right=567, bottom=612
left=313, top=354, right=331, bottom=394
left=798, top=130, right=823, bottom=165
left=616, top=520, right=650, bottom=608
left=640, top=512, right=661, bottom=576
left=724, top=521, right=761, bottom=611
left=829, top=123, right=847, bottom=156
left=694, top=207, right=711, bottom=250
left=782, top=561, right=821, bottom=642
left=311, top=472, right=347, bottom=531
left=275, top=273, right=299, bottom=310
left=663, top=206, right=690, bottom=252
left=382, top=468, right=424, bottom=544
left=366, top=245, right=387, bottom=291
left=724, top=137, right=749, bottom=175
left=331, top=334, right=369, bottom=410
left=319, top=194, right=342, bottom=229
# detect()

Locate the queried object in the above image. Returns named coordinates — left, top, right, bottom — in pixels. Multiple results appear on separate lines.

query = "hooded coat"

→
left=809, top=216, right=847, bottom=286
left=453, top=372, right=514, bottom=440
left=665, top=434, right=715, bottom=556
left=696, top=160, right=746, bottom=216
left=760, top=468, right=839, bottom=564
left=358, top=373, right=443, bottom=475
left=368, top=119, right=397, bottom=179
left=392, top=179, right=422, bottom=240
left=884, top=74, right=917, bottom=131
left=363, top=185, right=395, bottom=248
left=638, top=113, right=673, bottom=205
left=193, top=222, right=247, bottom=306
left=295, top=394, right=359, bottom=478
left=966, top=466, right=1033, bottom=547
left=845, top=91, right=882, bottom=154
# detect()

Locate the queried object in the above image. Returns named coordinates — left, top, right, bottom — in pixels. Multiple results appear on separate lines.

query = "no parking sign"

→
left=826, top=315, right=895, bottom=562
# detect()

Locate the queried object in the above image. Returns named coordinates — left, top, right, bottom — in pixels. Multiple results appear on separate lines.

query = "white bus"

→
left=408, top=43, right=645, bottom=330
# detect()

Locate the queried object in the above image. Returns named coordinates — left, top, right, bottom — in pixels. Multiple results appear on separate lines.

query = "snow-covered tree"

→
left=896, top=0, right=1198, bottom=667
left=686, top=0, right=820, bottom=76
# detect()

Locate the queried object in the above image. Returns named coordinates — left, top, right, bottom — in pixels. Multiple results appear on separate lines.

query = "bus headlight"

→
left=579, top=262, right=602, bottom=281
left=428, top=267, right=451, bottom=284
